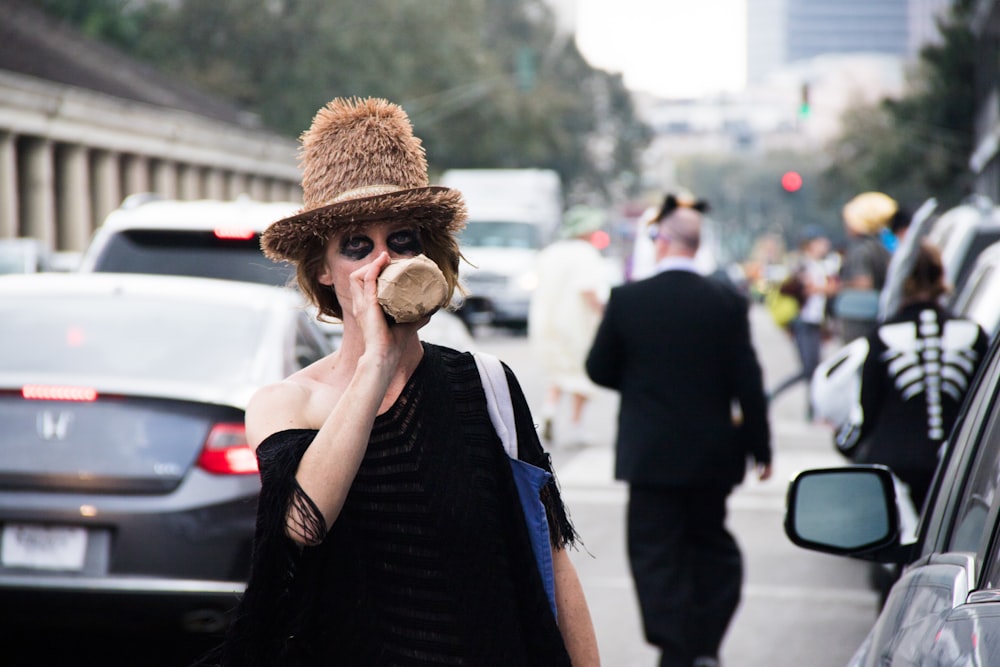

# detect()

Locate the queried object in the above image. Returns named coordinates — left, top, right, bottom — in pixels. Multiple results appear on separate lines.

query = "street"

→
left=476, top=303, right=879, bottom=667
left=2, top=305, right=879, bottom=667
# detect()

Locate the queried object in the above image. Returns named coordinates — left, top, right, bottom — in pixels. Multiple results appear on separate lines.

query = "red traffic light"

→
left=781, top=171, right=803, bottom=193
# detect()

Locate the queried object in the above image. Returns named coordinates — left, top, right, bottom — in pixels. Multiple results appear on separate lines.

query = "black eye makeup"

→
left=339, top=235, right=374, bottom=260
left=387, top=229, right=422, bottom=256
left=337, top=228, right=422, bottom=261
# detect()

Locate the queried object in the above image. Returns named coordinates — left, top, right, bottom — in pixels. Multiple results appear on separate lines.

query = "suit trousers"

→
left=627, top=484, right=743, bottom=667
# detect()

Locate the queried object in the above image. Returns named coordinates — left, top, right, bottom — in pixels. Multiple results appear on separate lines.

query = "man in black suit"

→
left=586, top=198, right=772, bottom=667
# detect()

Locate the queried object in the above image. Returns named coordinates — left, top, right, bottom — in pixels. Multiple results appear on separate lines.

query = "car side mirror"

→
left=785, top=466, right=901, bottom=558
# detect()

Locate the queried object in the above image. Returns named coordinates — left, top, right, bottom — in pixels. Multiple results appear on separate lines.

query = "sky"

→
left=572, top=0, right=748, bottom=99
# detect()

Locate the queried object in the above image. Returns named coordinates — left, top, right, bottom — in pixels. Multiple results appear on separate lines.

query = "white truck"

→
left=440, top=168, right=563, bottom=331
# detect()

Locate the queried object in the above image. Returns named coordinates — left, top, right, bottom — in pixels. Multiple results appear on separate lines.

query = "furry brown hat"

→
left=261, top=97, right=467, bottom=262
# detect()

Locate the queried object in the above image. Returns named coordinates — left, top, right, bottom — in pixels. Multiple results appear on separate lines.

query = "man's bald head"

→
left=654, top=207, right=702, bottom=258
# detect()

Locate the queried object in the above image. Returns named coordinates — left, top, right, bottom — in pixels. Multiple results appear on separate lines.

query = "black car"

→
left=0, top=272, right=331, bottom=632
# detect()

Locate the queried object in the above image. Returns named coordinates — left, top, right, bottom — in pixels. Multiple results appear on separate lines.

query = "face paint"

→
left=338, top=228, right=422, bottom=261
left=386, top=229, right=422, bottom=256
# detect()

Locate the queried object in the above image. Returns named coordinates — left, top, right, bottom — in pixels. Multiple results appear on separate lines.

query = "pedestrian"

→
left=836, top=191, right=897, bottom=342
left=585, top=194, right=772, bottom=667
left=200, top=97, right=599, bottom=666
left=836, top=241, right=988, bottom=510
left=767, top=224, right=836, bottom=416
left=529, top=205, right=608, bottom=446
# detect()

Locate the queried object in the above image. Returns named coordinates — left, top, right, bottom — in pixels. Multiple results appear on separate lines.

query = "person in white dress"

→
left=529, top=206, right=608, bottom=446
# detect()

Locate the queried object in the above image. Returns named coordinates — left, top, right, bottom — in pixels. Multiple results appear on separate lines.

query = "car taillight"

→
left=213, top=227, right=256, bottom=240
left=198, top=423, right=259, bottom=475
left=22, top=385, right=98, bottom=401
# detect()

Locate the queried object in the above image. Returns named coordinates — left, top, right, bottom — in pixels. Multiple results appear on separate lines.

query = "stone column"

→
left=178, top=163, right=201, bottom=200
left=56, top=143, right=92, bottom=251
left=92, top=150, right=121, bottom=225
left=204, top=168, right=226, bottom=200
left=122, top=154, right=150, bottom=200
left=0, top=132, right=17, bottom=239
left=267, top=178, right=286, bottom=202
left=279, top=181, right=302, bottom=202
left=225, top=171, right=248, bottom=200
left=248, top=175, right=268, bottom=201
left=151, top=159, right=178, bottom=199
left=21, top=137, right=55, bottom=246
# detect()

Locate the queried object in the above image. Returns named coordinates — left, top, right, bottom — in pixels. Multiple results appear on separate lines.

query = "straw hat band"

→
left=327, top=184, right=405, bottom=204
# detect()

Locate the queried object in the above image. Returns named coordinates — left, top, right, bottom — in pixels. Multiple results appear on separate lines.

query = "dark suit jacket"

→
left=586, top=268, right=771, bottom=488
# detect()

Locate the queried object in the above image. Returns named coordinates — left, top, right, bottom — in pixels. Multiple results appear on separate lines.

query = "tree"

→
left=822, top=0, right=976, bottom=209
left=35, top=0, right=651, bottom=203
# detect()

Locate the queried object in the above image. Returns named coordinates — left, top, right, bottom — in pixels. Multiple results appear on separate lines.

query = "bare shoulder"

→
left=245, top=380, right=314, bottom=450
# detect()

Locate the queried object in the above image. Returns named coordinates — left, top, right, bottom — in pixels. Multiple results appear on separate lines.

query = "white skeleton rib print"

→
left=879, top=310, right=982, bottom=440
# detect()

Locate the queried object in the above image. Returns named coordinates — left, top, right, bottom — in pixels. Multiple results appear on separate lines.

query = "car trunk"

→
left=0, top=391, right=243, bottom=494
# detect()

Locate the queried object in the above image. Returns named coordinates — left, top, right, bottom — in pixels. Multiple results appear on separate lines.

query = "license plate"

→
left=1, top=523, right=87, bottom=571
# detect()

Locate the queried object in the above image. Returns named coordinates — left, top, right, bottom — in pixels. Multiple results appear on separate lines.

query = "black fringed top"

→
left=202, top=344, right=576, bottom=666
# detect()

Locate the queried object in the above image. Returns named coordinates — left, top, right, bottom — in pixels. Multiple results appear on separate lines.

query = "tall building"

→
left=747, top=0, right=787, bottom=84
left=748, top=0, right=951, bottom=84
left=785, top=0, right=909, bottom=62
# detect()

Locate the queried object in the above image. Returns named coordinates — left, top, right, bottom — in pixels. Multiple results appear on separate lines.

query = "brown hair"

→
left=903, top=241, right=948, bottom=303
left=294, top=225, right=463, bottom=321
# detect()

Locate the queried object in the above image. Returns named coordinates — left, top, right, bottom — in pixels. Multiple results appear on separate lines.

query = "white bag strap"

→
left=472, top=351, right=518, bottom=459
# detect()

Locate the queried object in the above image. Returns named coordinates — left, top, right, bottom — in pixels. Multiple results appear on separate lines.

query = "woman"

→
left=206, top=98, right=599, bottom=666
left=529, top=205, right=607, bottom=446
left=838, top=241, right=989, bottom=510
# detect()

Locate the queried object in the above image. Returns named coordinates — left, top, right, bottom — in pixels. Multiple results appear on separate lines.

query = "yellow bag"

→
left=765, top=288, right=799, bottom=329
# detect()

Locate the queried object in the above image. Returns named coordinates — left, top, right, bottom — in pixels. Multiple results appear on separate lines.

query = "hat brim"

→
left=262, top=186, right=467, bottom=262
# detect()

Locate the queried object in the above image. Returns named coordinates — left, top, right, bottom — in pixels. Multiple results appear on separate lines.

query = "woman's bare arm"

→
left=552, top=546, right=601, bottom=665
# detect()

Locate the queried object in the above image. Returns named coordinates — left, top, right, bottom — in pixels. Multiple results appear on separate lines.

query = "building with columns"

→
left=0, top=2, right=301, bottom=253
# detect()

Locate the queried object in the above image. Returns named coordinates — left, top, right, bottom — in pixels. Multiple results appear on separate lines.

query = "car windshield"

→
left=0, top=293, right=266, bottom=385
left=93, top=229, right=294, bottom=286
left=458, top=221, right=541, bottom=249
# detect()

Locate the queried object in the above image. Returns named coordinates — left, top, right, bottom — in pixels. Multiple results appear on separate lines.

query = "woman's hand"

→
left=349, top=252, right=394, bottom=349
left=348, top=251, right=431, bottom=372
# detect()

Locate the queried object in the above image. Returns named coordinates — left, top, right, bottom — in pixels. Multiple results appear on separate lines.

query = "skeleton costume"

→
left=838, top=301, right=988, bottom=507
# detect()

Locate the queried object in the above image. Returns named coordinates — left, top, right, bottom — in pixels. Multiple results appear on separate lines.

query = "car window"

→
left=92, top=230, right=294, bottom=287
left=946, top=345, right=1000, bottom=556
left=458, top=221, right=541, bottom=249
left=0, top=294, right=266, bottom=385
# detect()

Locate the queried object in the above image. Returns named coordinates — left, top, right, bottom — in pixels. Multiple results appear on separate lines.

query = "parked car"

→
left=0, top=272, right=332, bottom=632
left=925, top=195, right=1000, bottom=307
left=77, top=194, right=301, bottom=286
left=950, top=239, right=1000, bottom=340
left=0, top=238, right=52, bottom=274
left=78, top=194, right=474, bottom=350
left=787, top=329, right=1000, bottom=665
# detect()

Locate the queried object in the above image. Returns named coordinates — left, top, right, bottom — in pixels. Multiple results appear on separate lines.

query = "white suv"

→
left=78, top=195, right=300, bottom=286
left=79, top=194, right=474, bottom=350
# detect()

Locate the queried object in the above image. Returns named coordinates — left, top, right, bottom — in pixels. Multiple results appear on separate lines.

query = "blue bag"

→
left=473, top=352, right=557, bottom=621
